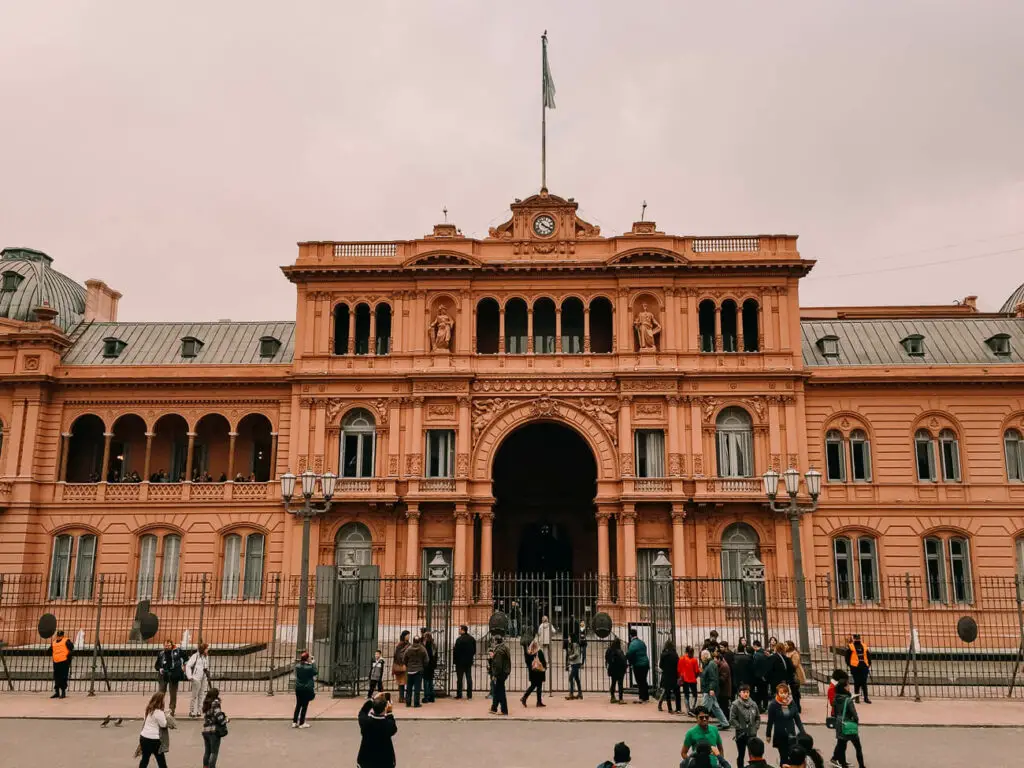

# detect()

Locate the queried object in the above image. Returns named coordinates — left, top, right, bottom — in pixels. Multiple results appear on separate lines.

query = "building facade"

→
left=2, top=190, right=1024, bottom=619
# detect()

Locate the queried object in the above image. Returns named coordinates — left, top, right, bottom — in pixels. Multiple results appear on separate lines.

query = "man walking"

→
left=488, top=632, right=511, bottom=716
left=453, top=625, right=476, bottom=700
left=846, top=634, right=872, bottom=704
left=625, top=628, right=651, bottom=703
left=751, top=640, right=770, bottom=710
left=699, top=649, right=730, bottom=729
left=50, top=630, right=73, bottom=698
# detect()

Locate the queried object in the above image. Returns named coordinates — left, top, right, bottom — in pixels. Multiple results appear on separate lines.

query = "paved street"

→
left=2, top=718, right=1015, bottom=767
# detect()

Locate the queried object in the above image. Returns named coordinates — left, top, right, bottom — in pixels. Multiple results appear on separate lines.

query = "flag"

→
left=542, top=34, right=556, bottom=109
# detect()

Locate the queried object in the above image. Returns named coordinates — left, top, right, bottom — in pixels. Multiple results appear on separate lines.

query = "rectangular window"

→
left=425, top=430, right=455, bottom=478
left=161, top=535, right=181, bottom=601
left=73, top=535, right=96, bottom=600
left=858, top=537, right=879, bottom=603
left=222, top=535, right=241, bottom=599
left=850, top=436, right=871, bottom=482
left=634, top=430, right=665, bottom=478
left=940, top=436, right=961, bottom=482
left=243, top=534, right=265, bottom=600
left=916, top=437, right=936, bottom=482
left=833, top=538, right=853, bottom=602
left=825, top=439, right=846, bottom=482
left=48, top=535, right=72, bottom=600
left=924, top=537, right=946, bottom=603
left=137, top=535, right=158, bottom=601
left=949, top=538, right=972, bottom=604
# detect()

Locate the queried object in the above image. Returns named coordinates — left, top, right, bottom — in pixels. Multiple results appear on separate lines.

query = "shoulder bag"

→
left=839, top=697, right=859, bottom=737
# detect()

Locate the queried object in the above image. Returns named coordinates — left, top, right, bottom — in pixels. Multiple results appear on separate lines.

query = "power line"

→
left=827, top=230, right=1024, bottom=266
left=812, top=245, right=1024, bottom=280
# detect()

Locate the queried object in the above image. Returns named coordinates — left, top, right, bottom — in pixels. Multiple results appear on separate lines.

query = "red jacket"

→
left=678, top=654, right=700, bottom=684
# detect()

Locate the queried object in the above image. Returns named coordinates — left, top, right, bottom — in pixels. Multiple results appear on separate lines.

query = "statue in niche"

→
left=633, top=302, right=662, bottom=351
left=429, top=304, right=454, bottom=351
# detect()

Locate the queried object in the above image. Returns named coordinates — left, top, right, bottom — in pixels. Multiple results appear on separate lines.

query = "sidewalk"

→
left=1, top=691, right=1022, bottom=726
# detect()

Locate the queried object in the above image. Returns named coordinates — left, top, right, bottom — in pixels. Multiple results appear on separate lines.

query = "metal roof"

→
left=63, top=321, right=295, bottom=365
left=1001, top=283, right=1024, bottom=314
left=0, top=248, right=86, bottom=333
left=801, top=318, right=1024, bottom=366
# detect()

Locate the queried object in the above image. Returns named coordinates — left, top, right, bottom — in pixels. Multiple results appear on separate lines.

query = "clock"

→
left=533, top=214, right=556, bottom=238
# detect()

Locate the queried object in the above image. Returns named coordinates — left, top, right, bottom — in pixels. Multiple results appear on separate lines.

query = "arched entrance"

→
left=492, top=421, right=597, bottom=577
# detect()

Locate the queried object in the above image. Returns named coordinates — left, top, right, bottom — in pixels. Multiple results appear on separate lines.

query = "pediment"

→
left=403, top=251, right=482, bottom=270
left=607, top=248, right=688, bottom=267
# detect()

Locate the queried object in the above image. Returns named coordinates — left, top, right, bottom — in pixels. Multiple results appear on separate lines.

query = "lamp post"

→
left=650, top=550, right=673, bottom=693
left=425, top=550, right=451, bottom=633
left=281, top=469, right=336, bottom=659
left=762, top=466, right=821, bottom=688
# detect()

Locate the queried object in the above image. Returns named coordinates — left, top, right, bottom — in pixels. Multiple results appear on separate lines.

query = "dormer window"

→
left=1, top=271, right=23, bottom=292
left=816, top=335, right=840, bottom=358
left=901, top=334, right=925, bottom=357
left=986, top=334, right=1011, bottom=357
left=259, top=336, right=281, bottom=358
left=181, top=336, right=203, bottom=358
left=102, top=337, right=127, bottom=358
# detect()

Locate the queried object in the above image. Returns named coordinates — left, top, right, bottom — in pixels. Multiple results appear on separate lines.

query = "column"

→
left=621, top=503, right=638, bottom=602
left=583, top=306, right=591, bottom=353
left=667, top=396, right=681, bottom=476
left=410, top=398, right=424, bottom=476
left=619, top=397, right=633, bottom=476
left=347, top=309, right=356, bottom=354
left=685, top=291, right=698, bottom=352
left=456, top=397, right=470, bottom=477
left=526, top=306, right=534, bottom=353
left=555, top=307, right=562, bottom=353
left=58, top=432, right=71, bottom=481
left=498, top=306, right=506, bottom=353
left=184, top=432, right=196, bottom=482
left=670, top=502, right=687, bottom=578
left=100, top=432, right=113, bottom=482
left=453, top=503, right=470, bottom=601
left=142, top=432, right=154, bottom=481
left=369, top=309, right=377, bottom=355
left=405, top=504, right=421, bottom=577
left=596, top=507, right=612, bottom=601
left=714, top=304, right=722, bottom=352
left=269, top=432, right=279, bottom=481
left=479, top=510, right=494, bottom=601
left=736, top=302, right=744, bottom=351
left=227, top=431, right=238, bottom=480
left=757, top=298, right=766, bottom=351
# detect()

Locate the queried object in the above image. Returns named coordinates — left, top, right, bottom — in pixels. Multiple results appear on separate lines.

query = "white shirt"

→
left=140, top=709, right=167, bottom=739
left=186, top=653, right=208, bottom=681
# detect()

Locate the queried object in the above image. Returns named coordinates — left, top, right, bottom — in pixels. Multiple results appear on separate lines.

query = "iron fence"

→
left=1, top=571, right=1021, bottom=698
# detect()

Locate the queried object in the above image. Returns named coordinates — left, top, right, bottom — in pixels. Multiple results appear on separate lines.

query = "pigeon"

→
left=100, top=715, right=111, bottom=728
left=114, top=718, right=123, bottom=727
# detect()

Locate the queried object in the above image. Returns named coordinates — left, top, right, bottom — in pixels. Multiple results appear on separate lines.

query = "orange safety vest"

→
left=52, top=638, right=70, bottom=663
left=848, top=641, right=868, bottom=668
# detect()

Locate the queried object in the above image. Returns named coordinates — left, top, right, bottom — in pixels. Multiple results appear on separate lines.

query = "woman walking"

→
left=392, top=631, right=410, bottom=704
left=292, top=651, right=317, bottom=729
left=784, top=640, right=805, bottom=712
left=831, top=677, right=866, bottom=768
left=658, top=639, right=681, bottom=713
left=605, top=636, right=627, bottom=705
left=765, top=682, right=805, bottom=766
left=185, top=643, right=211, bottom=719
left=138, top=692, right=168, bottom=768
left=521, top=640, right=547, bottom=707
left=201, top=688, right=228, bottom=768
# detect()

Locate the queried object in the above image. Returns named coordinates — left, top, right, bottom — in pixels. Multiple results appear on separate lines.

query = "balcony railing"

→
left=634, top=478, right=672, bottom=492
left=56, top=481, right=277, bottom=504
left=419, top=478, right=456, bottom=493
left=707, top=477, right=762, bottom=493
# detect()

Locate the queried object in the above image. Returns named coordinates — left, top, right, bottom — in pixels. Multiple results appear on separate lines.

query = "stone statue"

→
left=429, top=305, right=454, bottom=351
left=633, top=302, right=662, bottom=351
left=579, top=397, right=620, bottom=443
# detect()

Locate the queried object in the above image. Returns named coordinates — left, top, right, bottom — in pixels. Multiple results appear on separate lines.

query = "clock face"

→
left=533, top=214, right=556, bottom=237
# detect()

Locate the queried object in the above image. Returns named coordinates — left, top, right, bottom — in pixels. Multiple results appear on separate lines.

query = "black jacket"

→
left=659, top=647, right=680, bottom=684
left=752, top=649, right=770, bottom=682
left=605, top=646, right=627, bottom=678
left=732, top=652, right=754, bottom=688
left=424, top=639, right=437, bottom=674
left=526, top=649, right=547, bottom=684
left=453, top=632, right=476, bottom=668
left=766, top=652, right=791, bottom=690
left=155, top=648, right=188, bottom=682
left=357, top=700, right=398, bottom=768
left=491, top=641, right=511, bottom=680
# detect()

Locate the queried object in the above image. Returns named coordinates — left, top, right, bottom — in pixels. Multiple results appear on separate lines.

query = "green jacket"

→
left=700, top=658, right=719, bottom=694
left=294, top=661, right=318, bottom=694
left=683, top=724, right=723, bottom=767
left=625, top=637, right=649, bottom=669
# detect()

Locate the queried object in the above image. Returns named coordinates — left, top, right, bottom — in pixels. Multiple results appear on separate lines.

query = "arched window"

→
left=335, top=522, right=372, bottom=567
left=589, top=297, right=614, bottom=353
left=333, top=303, right=350, bottom=355
left=833, top=535, right=879, bottom=604
left=561, top=297, right=584, bottom=354
left=375, top=304, right=392, bottom=355
left=48, top=532, right=97, bottom=601
left=476, top=298, right=500, bottom=354
left=924, top=533, right=973, bottom=605
left=505, top=299, right=528, bottom=354
left=742, top=299, right=760, bottom=352
left=721, top=299, right=738, bottom=352
left=138, top=534, right=158, bottom=600
left=939, top=429, right=961, bottom=482
left=850, top=429, right=872, bottom=482
left=716, top=407, right=754, bottom=478
left=825, top=430, right=846, bottom=482
left=354, top=303, right=371, bottom=355
left=1016, top=537, right=1024, bottom=581
left=533, top=298, right=556, bottom=354
left=222, top=532, right=265, bottom=600
left=341, top=409, right=376, bottom=478
left=698, top=300, right=716, bottom=353
left=1005, top=429, right=1024, bottom=482
left=721, top=522, right=760, bottom=605
left=915, top=429, right=937, bottom=482
left=137, top=532, right=182, bottom=601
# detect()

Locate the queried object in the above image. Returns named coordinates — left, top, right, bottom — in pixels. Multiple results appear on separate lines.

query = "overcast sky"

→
left=1, top=1, right=1022, bottom=321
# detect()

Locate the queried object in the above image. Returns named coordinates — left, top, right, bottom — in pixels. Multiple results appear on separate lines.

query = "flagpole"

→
left=541, top=31, right=547, bottom=191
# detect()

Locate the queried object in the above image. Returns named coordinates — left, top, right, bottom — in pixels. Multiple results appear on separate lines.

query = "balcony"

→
left=330, top=477, right=399, bottom=501
left=693, top=476, right=764, bottom=501
left=621, top=477, right=683, bottom=498
left=55, top=481, right=277, bottom=504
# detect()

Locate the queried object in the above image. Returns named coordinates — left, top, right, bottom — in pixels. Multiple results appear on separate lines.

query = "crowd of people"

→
left=86, top=468, right=263, bottom=483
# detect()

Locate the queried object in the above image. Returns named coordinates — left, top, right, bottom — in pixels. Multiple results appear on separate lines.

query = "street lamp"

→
left=425, top=550, right=450, bottom=634
left=281, top=469, right=336, bottom=659
left=763, top=465, right=820, bottom=689
left=650, top=550, right=673, bottom=693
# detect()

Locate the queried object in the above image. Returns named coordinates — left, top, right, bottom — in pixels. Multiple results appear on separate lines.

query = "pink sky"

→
left=1, top=1, right=1022, bottom=321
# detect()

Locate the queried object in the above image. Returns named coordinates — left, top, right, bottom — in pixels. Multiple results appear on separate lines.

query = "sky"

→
left=1, top=1, right=1023, bottom=321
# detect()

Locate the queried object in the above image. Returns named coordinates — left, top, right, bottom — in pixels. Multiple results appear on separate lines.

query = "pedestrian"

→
left=392, top=631, right=410, bottom=704
left=745, top=737, right=774, bottom=768
left=682, top=706, right=729, bottom=768
left=765, top=683, right=804, bottom=766
left=732, top=644, right=754, bottom=696
left=509, top=600, right=522, bottom=638
left=766, top=644, right=792, bottom=708
left=201, top=687, right=228, bottom=768
left=537, top=614, right=553, bottom=665
left=598, top=741, right=633, bottom=768
left=566, top=639, right=583, bottom=700
left=751, top=641, right=770, bottom=711
left=155, top=640, right=186, bottom=716
left=716, top=649, right=733, bottom=719
left=846, top=634, right=872, bottom=704
left=185, top=642, right=210, bottom=718
left=50, top=629, right=73, bottom=699
left=138, top=692, right=168, bottom=768
left=703, top=630, right=721, bottom=653
left=292, top=651, right=317, bottom=728
left=625, top=628, right=651, bottom=702
left=422, top=630, right=437, bottom=703
left=699, top=649, right=729, bottom=729
left=577, top=619, right=589, bottom=664
left=781, top=746, right=807, bottom=768
left=794, top=733, right=825, bottom=768
left=402, top=636, right=428, bottom=708
left=784, top=641, right=804, bottom=712
left=357, top=692, right=398, bottom=768
left=678, top=645, right=701, bottom=715
left=830, top=677, right=866, bottom=768
left=453, top=624, right=476, bottom=700
left=729, top=683, right=761, bottom=768
left=488, top=632, right=511, bottom=716
left=368, top=649, right=385, bottom=698
left=683, top=742, right=718, bottom=768
left=606, top=636, right=627, bottom=704
left=658, top=639, right=681, bottom=713
left=720, top=641, right=736, bottom=683
left=521, top=639, right=547, bottom=707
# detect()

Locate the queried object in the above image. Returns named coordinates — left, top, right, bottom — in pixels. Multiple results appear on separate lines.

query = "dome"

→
left=1001, top=283, right=1024, bottom=314
left=0, top=248, right=86, bottom=333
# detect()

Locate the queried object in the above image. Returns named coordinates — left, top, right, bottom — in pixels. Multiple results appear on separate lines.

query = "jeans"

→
left=490, top=676, right=508, bottom=714
left=735, top=735, right=749, bottom=768
left=852, top=671, right=870, bottom=701
left=406, top=672, right=422, bottom=707
left=610, top=674, right=624, bottom=701
left=189, top=675, right=209, bottom=716
left=833, top=734, right=866, bottom=768
left=523, top=680, right=543, bottom=704
left=202, top=731, right=222, bottom=768
left=138, top=736, right=167, bottom=768
left=367, top=679, right=383, bottom=698
left=568, top=664, right=582, bottom=696
left=682, top=681, right=698, bottom=711
left=423, top=674, right=435, bottom=702
left=52, top=661, right=70, bottom=695
left=660, top=682, right=681, bottom=711
left=293, top=689, right=313, bottom=724
left=456, top=666, right=473, bottom=698
left=702, top=692, right=729, bottom=727
left=634, top=666, right=650, bottom=701
left=158, top=679, right=178, bottom=715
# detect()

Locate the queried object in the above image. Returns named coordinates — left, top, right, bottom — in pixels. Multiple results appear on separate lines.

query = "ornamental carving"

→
left=635, top=403, right=664, bottom=417
left=326, top=398, right=344, bottom=423
left=788, top=453, right=798, bottom=468
left=620, top=379, right=667, bottom=392
left=528, top=395, right=558, bottom=418
left=428, top=304, right=454, bottom=352
left=471, top=378, right=615, bottom=394
left=577, top=398, right=620, bottom=445
left=770, top=454, right=781, bottom=471
left=700, top=396, right=722, bottom=423
left=668, top=453, right=682, bottom=476
left=619, top=453, right=634, bottom=476
left=456, top=453, right=469, bottom=477
left=373, top=398, right=390, bottom=425
left=415, top=380, right=465, bottom=393
left=472, top=397, right=510, bottom=443
left=406, top=454, right=422, bottom=476
left=693, top=455, right=704, bottom=475
left=427, top=403, right=456, bottom=418
left=388, top=454, right=399, bottom=476
left=742, top=397, right=767, bottom=422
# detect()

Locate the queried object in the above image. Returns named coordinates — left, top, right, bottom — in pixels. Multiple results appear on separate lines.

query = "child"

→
left=368, top=649, right=385, bottom=698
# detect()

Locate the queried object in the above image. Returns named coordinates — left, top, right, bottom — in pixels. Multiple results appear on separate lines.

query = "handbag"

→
left=392, top=663, right=407, bottom=674
left=839, top=697, right=859, bottom=737
left=825, top=693, right=836, bottom=729
left=531, top=657, right=545, bottom=673
left=215, top=714, right=229, bottom=738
